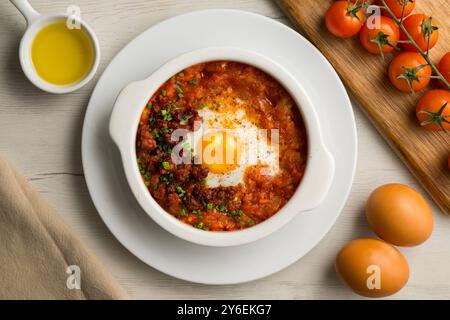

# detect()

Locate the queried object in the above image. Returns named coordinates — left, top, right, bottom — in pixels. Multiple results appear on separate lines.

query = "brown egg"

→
left=366, top=183, right=433, bottom=246
left=335, top=238, right=409, bottom=298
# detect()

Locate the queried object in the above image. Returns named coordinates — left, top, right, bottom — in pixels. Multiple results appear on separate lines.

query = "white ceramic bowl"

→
left=109, top=47, right=335, bottom=247
left=12, top=0, right=100, bottom=94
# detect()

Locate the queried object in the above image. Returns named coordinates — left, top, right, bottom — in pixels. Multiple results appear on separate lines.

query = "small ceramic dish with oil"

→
left=11, top=0, right=100, bottom=94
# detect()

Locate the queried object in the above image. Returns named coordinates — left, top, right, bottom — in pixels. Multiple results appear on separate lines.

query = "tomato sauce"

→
left=136, top=61, right=307, bottom=231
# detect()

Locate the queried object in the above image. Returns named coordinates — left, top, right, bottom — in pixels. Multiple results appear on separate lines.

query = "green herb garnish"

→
left=230, top=209, right=243, bottom=216
left=195, top=222, right=204, bottom=229
left=176, top=86, right=183, bottom=99
left=176, top=186, right=186, bottom=198
left=162, top=161, right=170, bottom=169
left=159, top=173, right=173, bottom=185
left=152, top=129, right=160, bottom=138
left=161, top=127, right=173, bottom=134
left=161, top=109, right=172, bottom=121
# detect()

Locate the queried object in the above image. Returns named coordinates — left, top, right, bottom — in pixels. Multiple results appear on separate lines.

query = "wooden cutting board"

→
left=276, top=0, right=450, bottom=214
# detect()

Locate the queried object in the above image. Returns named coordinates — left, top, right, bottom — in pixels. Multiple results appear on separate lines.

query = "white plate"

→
left=81, top=9, right=357, bottom=285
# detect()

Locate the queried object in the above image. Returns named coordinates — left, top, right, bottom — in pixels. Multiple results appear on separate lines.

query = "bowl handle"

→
left=297, top=144, right=335, bottom=212
left=109, top=80, right=150, bottom=151
left=10, top=0, right=40, bottom=25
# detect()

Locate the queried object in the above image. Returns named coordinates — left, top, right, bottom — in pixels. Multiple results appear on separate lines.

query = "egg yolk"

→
left=199, top=131, right=241, bottom=174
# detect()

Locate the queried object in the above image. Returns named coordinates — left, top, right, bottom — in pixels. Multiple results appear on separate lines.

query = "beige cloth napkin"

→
left=0, top=156, right=128, bottom=299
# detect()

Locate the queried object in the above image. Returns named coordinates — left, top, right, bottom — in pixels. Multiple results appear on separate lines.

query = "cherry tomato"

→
left=326, top=1, right=365, bottom=38
left=388, top=52, right=431, bottom=93
left=360, top=16, right=400, bottom=55
left=377, top=0, right=416, bottom=19
left=416, top=90, right=450, bottom=131
left=400, top=14, right=439, bottom=52
left=438, top=52, right=450, bottom=88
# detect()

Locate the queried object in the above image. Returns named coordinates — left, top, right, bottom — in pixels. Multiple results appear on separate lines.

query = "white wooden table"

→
left=1, top=0, right=449, bottom=299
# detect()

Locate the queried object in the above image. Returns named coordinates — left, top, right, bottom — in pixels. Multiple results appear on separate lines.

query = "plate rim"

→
left=81, top=8, right=357, bottom=285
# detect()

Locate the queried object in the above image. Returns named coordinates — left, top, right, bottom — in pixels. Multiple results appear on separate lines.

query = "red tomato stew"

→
left=136, top=61, right=307, bottom=231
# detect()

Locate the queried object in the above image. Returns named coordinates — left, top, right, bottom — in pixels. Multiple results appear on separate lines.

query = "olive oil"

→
left=31, top=21, right=94, bottom=85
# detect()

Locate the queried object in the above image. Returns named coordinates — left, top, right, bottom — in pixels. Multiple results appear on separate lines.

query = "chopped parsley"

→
left=161, top=109, right=172, bottom=121
left=179, top=208, right=188, bottom=216
left=176, top=85, right=184, bottom=99
left=189, top=78, right=198, bottom=86
left=175, top=186, right=186, bottom=198
left=161, top=89, right=167, bottom=97
left=152, top=129, right=160, bottom=139
left=139, top=164, right=146, bottom=175
left=195, top=222, right=204, bottom=229
left=161, top=127, right=173, bottom=134
left=230, top=209, right=243, bottom=216
left=195, top=221, right=209, bottom=231
left=198, top=103, right=206, bottom=110
left=147, top=102, right=152, bottom=109
left=183, top=142, right=194, bottom=157
left=192, top=209, right=202, bottom=215
left=217, top=204, right=226, bottom=212
left=153, top=129, right=172, bottom=153
left=178, top=72, right=184, bottom=78
left=159, top=173, right=173, bottom=185
left=162, top=161, right=170, bottom=169
left=205, top=202, right=214, bottom=211
left=152, top=128, right=172, bottom=152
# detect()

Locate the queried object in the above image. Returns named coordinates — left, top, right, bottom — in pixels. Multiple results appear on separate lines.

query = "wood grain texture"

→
left=276, top=0, right=450, bottom=214
left=1, top=0, right=450, bottom=299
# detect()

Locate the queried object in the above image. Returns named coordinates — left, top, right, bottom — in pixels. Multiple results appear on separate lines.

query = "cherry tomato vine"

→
left=325, top=0, right=449, bottom=167
left=379, top=1, right=449, bottom=90
left=326, top=0, right=450, bottom=133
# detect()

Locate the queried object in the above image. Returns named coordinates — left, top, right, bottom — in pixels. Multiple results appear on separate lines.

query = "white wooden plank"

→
left=0, top=0, right=448, bottom=299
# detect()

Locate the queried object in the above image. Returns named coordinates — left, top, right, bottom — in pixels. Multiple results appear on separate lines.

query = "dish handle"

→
left=10, top=0, right=40, bottom=25
left=296, top=144, right=335, bottom=212
left=109, top=80, right=150, bottom=152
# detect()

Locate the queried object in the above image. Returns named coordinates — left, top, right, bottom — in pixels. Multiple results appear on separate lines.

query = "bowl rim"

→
left=19, top=13, right=101, bottom=94
left=109, top=46, right=335, bottom=247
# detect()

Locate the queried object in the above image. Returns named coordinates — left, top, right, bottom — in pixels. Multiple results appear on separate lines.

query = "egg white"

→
left=182, top=107, right=279, bottom=188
